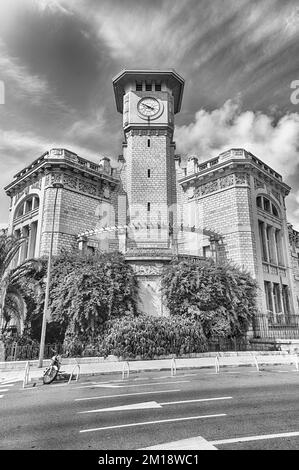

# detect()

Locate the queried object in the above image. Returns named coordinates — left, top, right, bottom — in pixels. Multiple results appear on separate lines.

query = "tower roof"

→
left=112, top=69, right=185, bottom=114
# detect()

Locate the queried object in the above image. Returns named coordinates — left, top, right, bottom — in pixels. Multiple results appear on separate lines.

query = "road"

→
left=1, top=365, right=299, bottom=450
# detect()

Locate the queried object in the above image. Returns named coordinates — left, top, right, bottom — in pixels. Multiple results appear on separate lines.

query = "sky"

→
left=0, top=0, right=299, bottom=228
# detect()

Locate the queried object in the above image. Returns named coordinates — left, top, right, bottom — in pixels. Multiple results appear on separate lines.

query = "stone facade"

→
left=3, top=69, right=299, bottom=338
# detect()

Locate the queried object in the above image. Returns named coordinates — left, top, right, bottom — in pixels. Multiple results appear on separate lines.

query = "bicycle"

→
left=43, top=351, right=62, bottom=385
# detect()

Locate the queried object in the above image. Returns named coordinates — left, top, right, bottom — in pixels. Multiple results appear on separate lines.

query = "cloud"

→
left=0, top=39, right=72, bottom=113
left=0, top=129, right=102, bottom=170
left=174, top=100, right=299, bottom=177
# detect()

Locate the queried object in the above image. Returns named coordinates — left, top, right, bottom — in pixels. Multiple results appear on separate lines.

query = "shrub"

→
left=161, top=258, right=258, bottom=339
left=96, top=314, right=208, bottom=359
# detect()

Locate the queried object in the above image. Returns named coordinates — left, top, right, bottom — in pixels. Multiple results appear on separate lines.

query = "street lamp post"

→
left=38, top=182, right=64, bottom=368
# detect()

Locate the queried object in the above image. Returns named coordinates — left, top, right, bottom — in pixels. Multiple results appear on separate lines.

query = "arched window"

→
left=256, top=196, right=280, bottom=218
left=14, top=195, right=40, bottom=220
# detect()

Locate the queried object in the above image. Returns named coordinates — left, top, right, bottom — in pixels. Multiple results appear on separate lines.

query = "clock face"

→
left=138, top=97, right=160, bottom=117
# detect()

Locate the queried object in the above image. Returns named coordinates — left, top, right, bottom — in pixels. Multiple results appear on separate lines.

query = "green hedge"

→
left=96, top=314, right=208, bottom=359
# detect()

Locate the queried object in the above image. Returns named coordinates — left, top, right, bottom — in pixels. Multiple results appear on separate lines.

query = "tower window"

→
left=147, top=139, right=150, bottom=147
left=147, top=202, right=151, bottom=212
left=155, top=82, right=161, bottom=91
left=148, top=169, right=151, bottom=178
left=136, top=81, right=142, bottom=91
left=145, top=83, right=152, bottom=91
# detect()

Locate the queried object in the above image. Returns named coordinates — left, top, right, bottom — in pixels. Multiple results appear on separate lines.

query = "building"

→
left=3, top=69, right=299, bottom=343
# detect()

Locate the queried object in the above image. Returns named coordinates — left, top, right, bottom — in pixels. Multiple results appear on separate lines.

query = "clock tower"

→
left=113, top=69, right=184, bottom=252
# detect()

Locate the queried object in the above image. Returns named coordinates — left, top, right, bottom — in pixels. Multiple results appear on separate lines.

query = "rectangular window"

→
left=136, top=81, right=142, bottom=91
left=275, top=229, right=284, bottom=266
left=273, top=283, right=282, bottom=314
left=266, top=225, right=276, bottom=264
left=282, top=285, right=291, bottom=317
left=264, top=281, right=273, bottom=314
left=147, top=202, right=150, bottom=212
left=155, top=82, right=161, bottom=91
left=147, top=139, right=150, bottom=147
left=203, top=245, right=211, bottom=258
left=145, top=82, right=152, bottom=91
left=264, top=198, right=270, bottom=212
left=258, top=220, right=268, bottom=261
left=148, top=169, right=151, bottom=178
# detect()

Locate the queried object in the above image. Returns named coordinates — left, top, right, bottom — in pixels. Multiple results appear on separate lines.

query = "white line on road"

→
left=0, top=382, right=15, bottom=386
left=211, top=431, right=299, bottom=445
left=78, top=396, right=233, bottom=414
left=79, top=401, right=162, bottom=413
left=0, top=395, right=3, bottom=398
left=76, top=380, right=190, bottom=389
left=142, top=435, right=217, bottom=450
left=75, top=389, right=181, bottom=401
left=0, top=389, right=9, bottom=392
left=80, top=414, right=227, bottom=433
left=160, top=396, right=233, bottom=406
left=0, top=379, right=21, bottom=384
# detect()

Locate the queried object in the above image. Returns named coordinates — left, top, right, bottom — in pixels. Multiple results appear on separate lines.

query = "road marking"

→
left=78, top=396, right=233, bottom=414
left=80, top=413, right=227, bottom=433
left=79, top=400, right=162, bottom=413
left=158, top=374, right=197, bottom=379
left=76, top=380, right=190, bottom=390
left=142, top=436, right=218, bottom=450
left=0, top=395, right=4, bottom=398
left=75, top=389, right=181, bottom=401
left=0, top=382, right=15, bottom=386
left=0, top=378, right=21, bottom=384
left=210, top=431, right=299, bottom=445
left=160, top=396, right=233, bottom=406
left=0, top=389, right=9, bottom=392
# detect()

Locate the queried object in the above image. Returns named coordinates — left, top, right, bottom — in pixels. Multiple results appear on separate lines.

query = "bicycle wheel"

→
left=43, top=366, right=58, bottom=384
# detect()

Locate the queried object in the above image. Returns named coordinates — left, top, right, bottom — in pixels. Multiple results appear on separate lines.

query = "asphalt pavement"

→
left=1, top=364, right=299, bottom=450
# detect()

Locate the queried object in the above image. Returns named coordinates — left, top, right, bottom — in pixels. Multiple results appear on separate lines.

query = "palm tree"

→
left=0, top=232, right=43, bottom=333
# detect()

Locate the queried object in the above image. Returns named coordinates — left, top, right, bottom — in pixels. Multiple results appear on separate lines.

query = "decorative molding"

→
left=31, top=179, right=42, bottom=190
left=235, top=173, right=250, bottom=185
left=131, top=264, right=164, bottom=276
left=63, top=174, right=77, bottom=190
left=190, top=173, right=249, bottom=199
left=219, top=174, right=234, bottom=188
left=254, top=178, right=265, bottom=190
left=271, top=189, right=281, bottom=202
left=78, top=180, right=97, bottom=196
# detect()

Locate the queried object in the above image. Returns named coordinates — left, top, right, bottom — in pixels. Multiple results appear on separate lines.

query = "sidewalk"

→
left=1, top=350, right=298, bottom=384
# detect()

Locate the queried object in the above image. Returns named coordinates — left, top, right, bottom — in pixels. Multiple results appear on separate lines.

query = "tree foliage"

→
left=0, top=231, right=43, bottom=336
left=161, top=257, right=258, bottom=339
left=17, top=249, right=139, bottom=343
left=97, top=314, right=208, bottom=359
